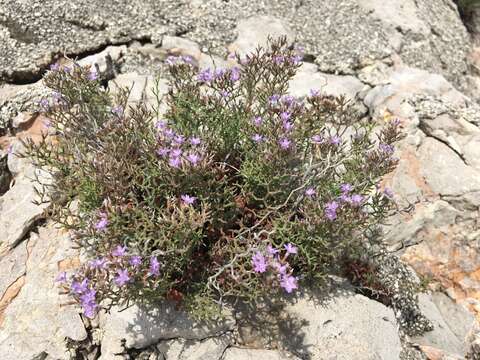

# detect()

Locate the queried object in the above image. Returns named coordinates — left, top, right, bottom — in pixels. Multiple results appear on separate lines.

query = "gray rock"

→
left=229, top=15, right=294, bottom=57
left=157, top=335, right=231, bottom=360
left=0, top=241, right=27, bottom=295
left=99, top=304, right=235, bottom=359
left=222, top=348, right=300, bottom=360
left=0, top=223, right=86, bottom=360
left=414, top=292, right=476, bottom=357
left=0, top=174, right=50, bottom=251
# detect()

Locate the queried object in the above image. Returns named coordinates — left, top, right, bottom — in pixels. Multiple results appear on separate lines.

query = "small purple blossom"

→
left=330, top=136, right=341, bottom=146
left=275, top=262, right=288, bottom=275
left=80, top=288, right=97, bottom=318
left=156, top=147, right=170, bottom=157
left=252, top=116, right=263, bottom=127
left=384, top=187, right=394, bottom=198
left=90, top=257, right=108, bottom=270
left=173, top=135, right=185, bottom=145
left=115, top=269, right=131, bottom=287
left=197, top=68, right=214, bottom=83
left=163, top=128, right=175, bottom=138
left=112, top=245, right=128, bottom=257
left=283, top=121, right=294, bottom=132
left=311, top=135, right=324, bottom=144
left=273, top=55, right=285, bottom=65
left=214, top=68, right=226, bottom=78
left=309, top=89, right=320, bottom=97
left=284, top=243, right=298, bottom=256
left=155, top=120, right=167, bottom=130
left=165, top=56, right=179, bottom=65
left=94, top=212, right=108, bottom=231
left=280, top=274, right=298, bottom=293
left=220, top=90, right=231, bottom=98
left=340, top=183, right=353, bottom=193
left=170, top=148, right=182, bottom=157
left=148, top=256, right=161, bottom=276
left=129, top=255, right=142, bottom=268
left=290, top=55, right=303, bottom=65
left=379, top=143, right=395, bottom=154
left=230, top=67, right=240, bottom=82
left=181, top=194, right=196, bottom=205
left=71, top=278, right=89, bottom=295
left=39, top=99, right=50, bottom=111
left=269, top=94, right=280, bottom=106
left=279, top=138, right=291, bottom=150
left=87, top=68, right=98, bottom=81
left=252, top=252, right=267, bottom=273
left=252, top=134, right=264, bottom=143
left=267, top=244, right=279, bottom=255
left=325, top=201, right=339, bottom=221
left=55, top=272, right=67, bottom=283
left=186, top=153, right=201, bottom=166
left=305, top=188, right=316, bottom=197
left=50, top=62, right=60, bottom=71
left=112, top=105, right=124, bottom=117
left=169, top=156, right=182, bottom=168
left=190, top=137, right=202, bottom=146
left=280, top=112, right=291, bottom=122
left=350, top=194, right=364, bottom=206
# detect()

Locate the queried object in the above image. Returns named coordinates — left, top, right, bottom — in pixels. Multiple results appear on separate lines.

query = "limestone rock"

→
left=157, top=335, right=231, bottom=360
left=0, top=223, right=86, bottom=360
left=229, top=16, right=294, bottom=57
left=99, top=303, right=235, bottom=359
left=222, top=348, right=300, bottom=360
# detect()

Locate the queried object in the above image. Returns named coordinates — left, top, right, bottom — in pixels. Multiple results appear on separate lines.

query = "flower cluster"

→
left=26, top=37, right=402, bottom=321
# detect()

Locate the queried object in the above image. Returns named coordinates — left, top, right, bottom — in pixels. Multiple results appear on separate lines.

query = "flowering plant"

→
left=25, top=37, right=402, bottom=320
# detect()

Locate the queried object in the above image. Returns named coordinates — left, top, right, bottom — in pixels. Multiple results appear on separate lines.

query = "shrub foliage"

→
left=25, top=37, right=402, bottom=319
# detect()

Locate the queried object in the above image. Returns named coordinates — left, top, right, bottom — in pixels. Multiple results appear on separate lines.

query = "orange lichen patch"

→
left=419, top=345, right=446, bottom=360
left=15, top=114, right=51, bottom=144
left=57, top=257, right=80, bottom=272
left=0, top=275, right=25, bottom=327
left=399, top=147, right=436, bottom=199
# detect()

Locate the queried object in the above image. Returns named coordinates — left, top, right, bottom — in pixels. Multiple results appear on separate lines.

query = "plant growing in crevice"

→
left=24, top=37, right=405, bottom=322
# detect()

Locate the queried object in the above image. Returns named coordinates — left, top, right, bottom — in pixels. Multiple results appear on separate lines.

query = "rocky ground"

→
left=1, top=0, right=480, bottom=359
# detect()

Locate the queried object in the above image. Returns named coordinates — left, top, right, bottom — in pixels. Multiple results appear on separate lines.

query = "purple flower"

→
left=267, top=244, right=279, bottom=255
left=155, top=120, right=167, bottom=130
left=350, top=194, right=364, bottom=206
left=220, top=90, right=231, bottom=98
left=56, top=272, right=67, bottom=283
left=311, top=135, right=324, bottom=144
left=280, top=274, right=298, bottom=293
left=279, top=138, right=291, bottom=150
left=228, top=52, right=237, bottom=60
left=82, top=301, right=98, bottom=319
left=325, top=201, right=339, bottom=221
left=129, top=255, right=142, bottom=268
left=273, top=55, right=285, bottom=65
left=169, top=156, right=182, bottom=168
left=80, top=288, right=96, bottom=305
left=330, top=136, right=341, bottom=146
left=214, top=68, right=226, bottom=78
left=163, top=128, right=175, bottom=138
left=252, top=134, right=264, bottom=143
left=170, top=148, right=182, bottom=157
left=252, top=116, right=263, bottom=127
left=339, top=193, right=351, bottom=203
left=165, top=56, right=179, bottom=65
left=181, top=55, right=193, bottom=64
left=63, top=66, right=72, bottom=73
left=197, top=68, right=214, bottom=83
left=309, top=89, right=320, bottom=97
left=148, top=256, right=161, bottom=276
left=94, top=212, right=108, bottom=231
left=190, top=137, right=201, bottom=146
left=71, top=278, right=89, bottom=295
left=112, top=245, right=128, bottom=257
left=39, top=99, right=50, bottom=111
left=290, top=55, right=303, bottom=65
left=173, top=135, right=185, bottom=145
left=384, top=187, right=394, bottom=198
left=340, top=183, right=353, bottom=193
left=275, top=262, right=288, bottom=275
left=156, top=147, right=170, bottom=157
left=115, top=269, right=131, bottom=286
left=112, top=105, right=124, bottom=117
left=90, top=257, right=108, bottom=270
left=87, top=69, right=98, bottom=81
left=284, top=243, right=298, bottom=255
left=283, top=121, right=294, bottom=132
left=50, top=62, right=60, bottom=71
left=281, top=95, right=296, bottom=107
left=230, top=67, right=240, bottom=82
left=80, top=288, right=97, bottom=318
left=7, top=145, right=13, bottom=155
left=269, top=95, right=280, bottom=106
left=186, top=153, right=201, bottom=166
left=252, top=252, right=267, bottom=273
left=379, top=143, right=394, bottom=154
left=305, top=188, right=316, bottom=197
left=280, top=112, right=291, bottom=122
left=181, top=194, right=196, bottom=205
